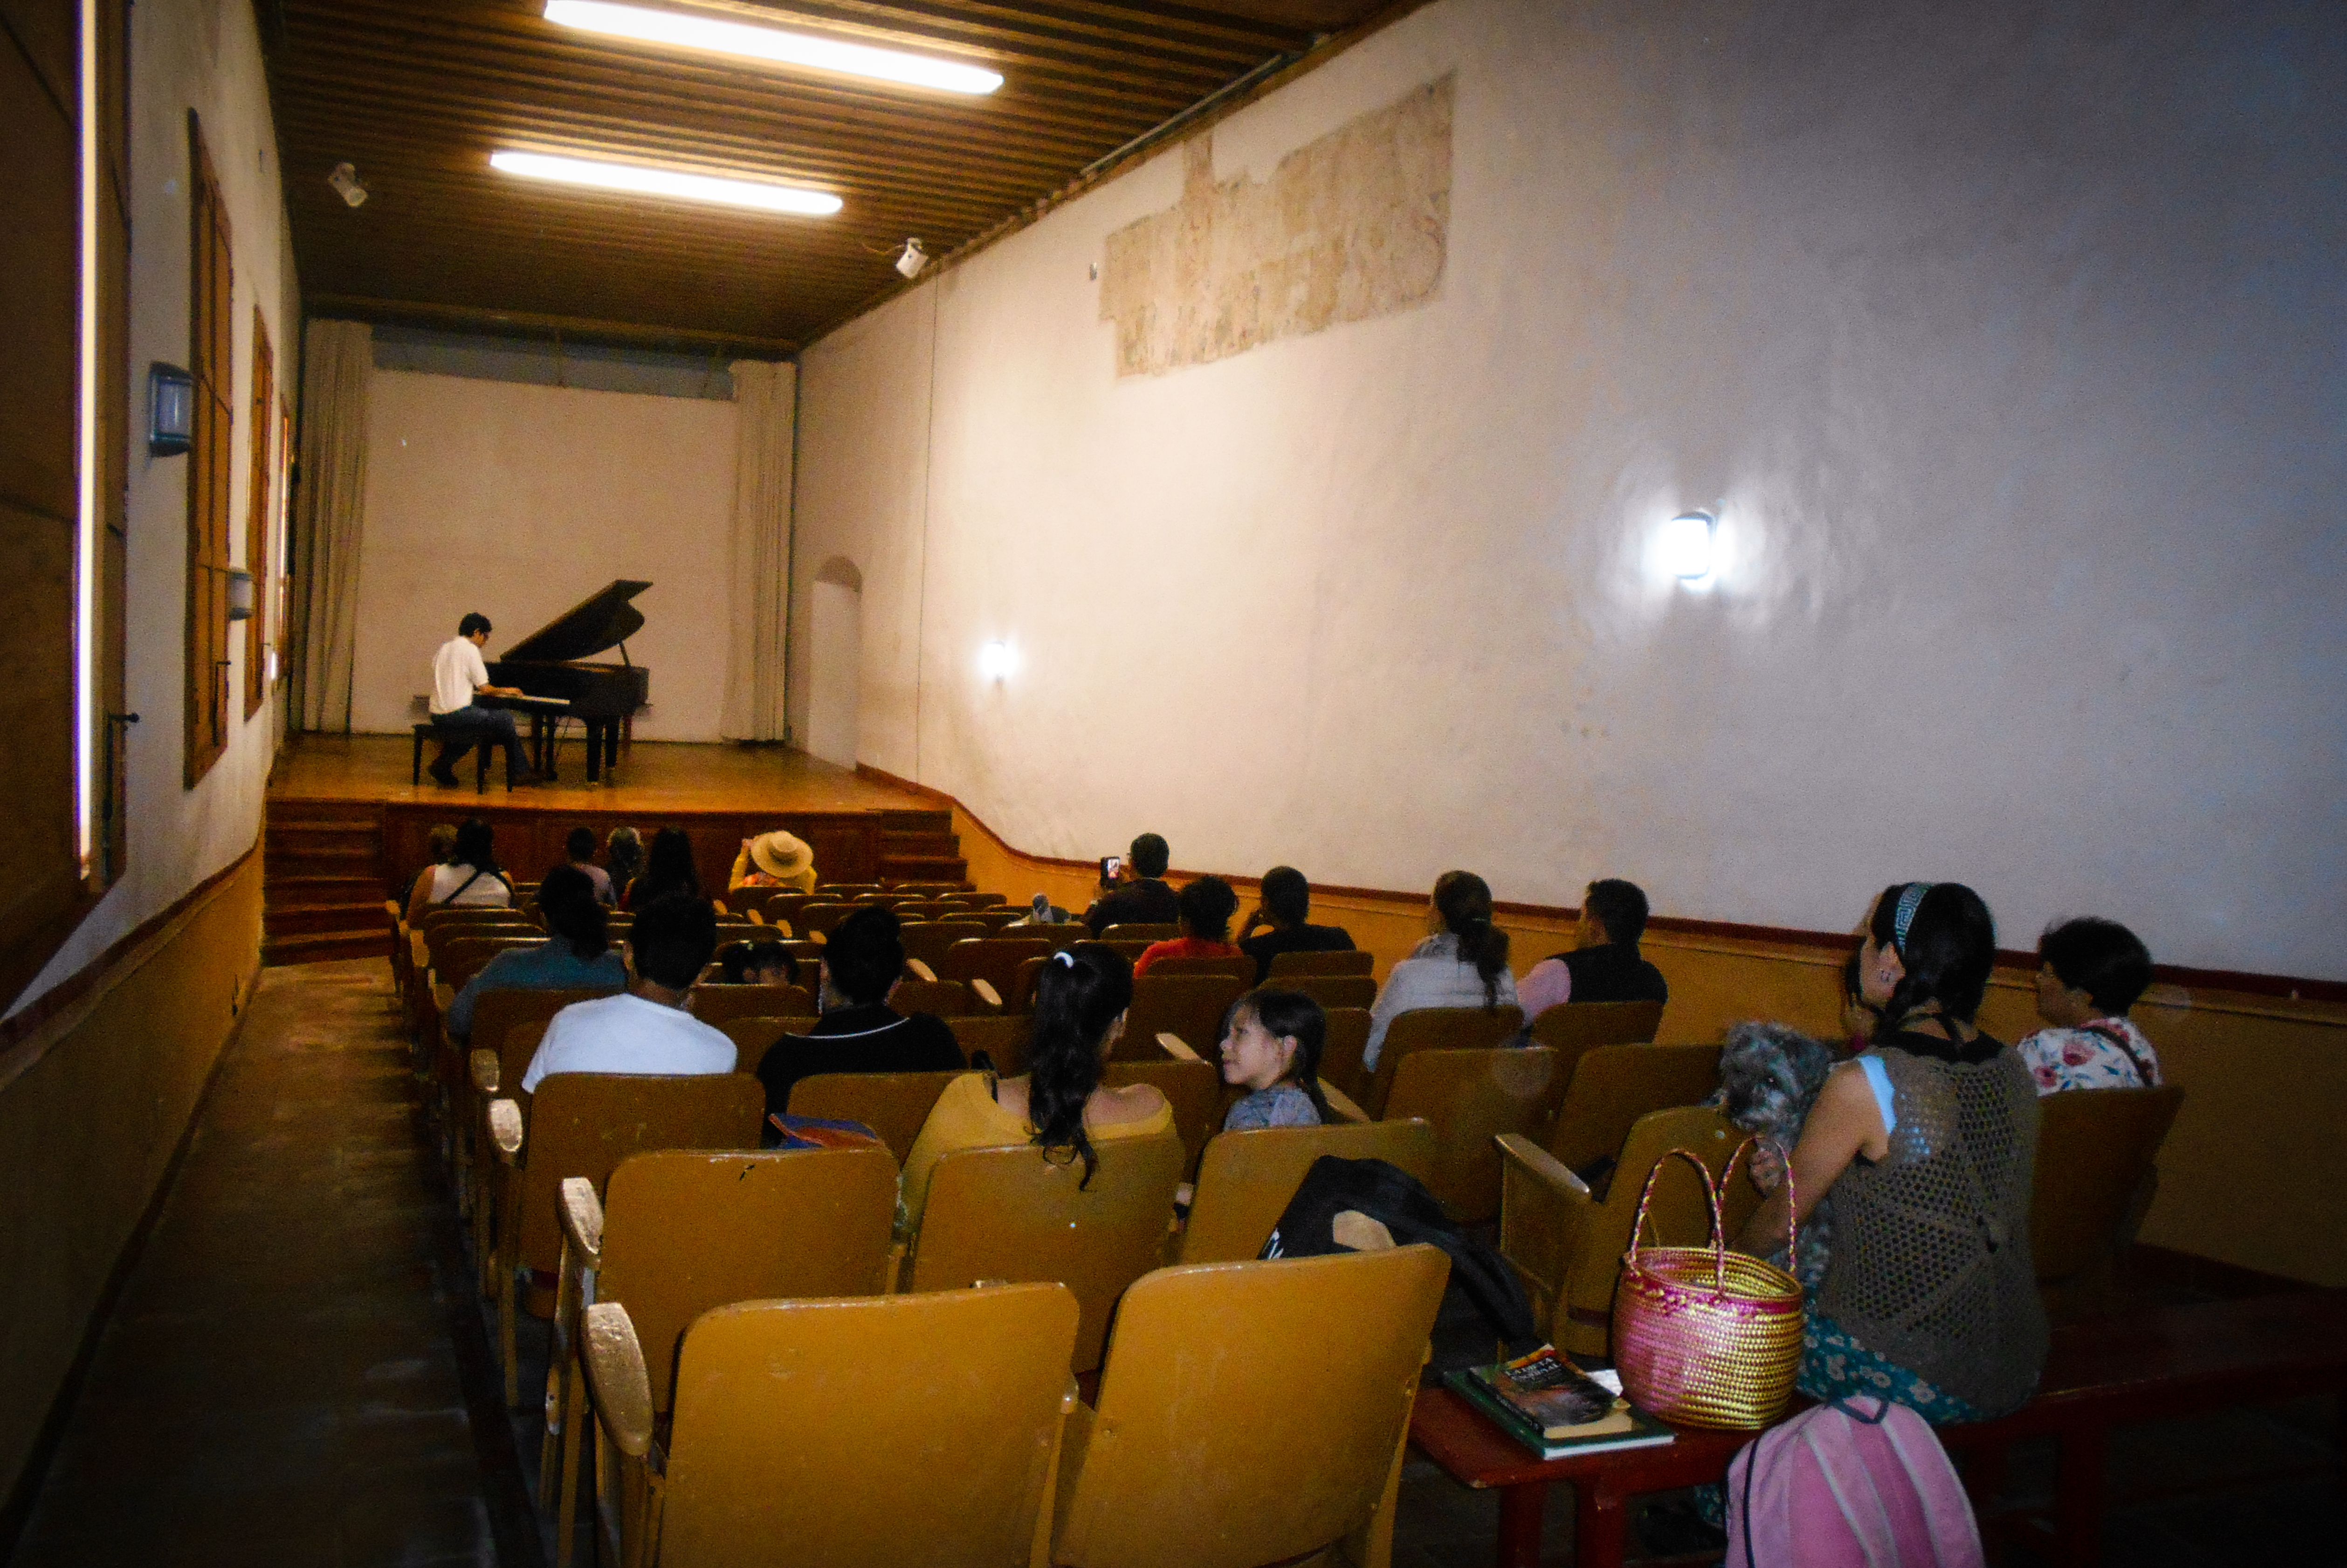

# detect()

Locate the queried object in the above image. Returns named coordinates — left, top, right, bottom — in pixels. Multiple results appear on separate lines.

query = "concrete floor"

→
left=7, top=959, right=2335, bottom=1568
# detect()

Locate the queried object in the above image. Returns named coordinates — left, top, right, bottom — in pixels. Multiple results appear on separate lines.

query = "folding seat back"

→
left=1381, top=1045, right=1564, bottom=1223
left=1544, top=1043, right=1724, bottom=1172
left=1364, top=1005, right=1525, bottom=1118
left=1265, top=948, right=1374, bottom=979
left=1178, top=1118, right=1439, bottom=1264
left=687, top=983, right=815, bottom=1025
left=788, top=1070, right=967, bottom=1164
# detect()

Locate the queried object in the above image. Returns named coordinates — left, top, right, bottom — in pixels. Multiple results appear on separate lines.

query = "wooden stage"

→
left=262, top=738, right=965, bottom=960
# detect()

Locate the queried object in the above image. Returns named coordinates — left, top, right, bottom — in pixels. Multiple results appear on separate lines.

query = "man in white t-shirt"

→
left=522, top=893, right=734, bottom=1090
left=427, top=612, right=540, bottom=787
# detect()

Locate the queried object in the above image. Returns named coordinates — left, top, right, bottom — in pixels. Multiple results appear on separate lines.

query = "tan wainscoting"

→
left=0, top=850, right=264, bottom=1505
left=936, top=792, right=2347, bottom=1288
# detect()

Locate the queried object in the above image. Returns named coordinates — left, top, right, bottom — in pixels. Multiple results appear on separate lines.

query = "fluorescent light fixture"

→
left=544, top=0, right=1003, bottom=96
left=75, top=0, right=98, bottom=871
left=1660, top=509, right=1717, bottom=581
left=978, top=640, right=1018, bottom=681
left=490, top=150, right=841, bottom=215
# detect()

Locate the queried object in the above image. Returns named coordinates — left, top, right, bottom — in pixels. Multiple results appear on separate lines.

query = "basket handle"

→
left=1625, top=1146, right=1730, bottom=1293
left=1718, top=1135, right=1798, bottom=1264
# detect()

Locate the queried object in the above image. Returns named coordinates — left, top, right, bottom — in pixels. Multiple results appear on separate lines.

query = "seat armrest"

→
left=969, top=977, right=1003, bottom=1010
left=746, top=909, right=765, bottom=925
left=1156, top=1032, right=1203, bottom=1063
left=469, top=1049, right=501, bottom=1095
left=433, top=980, right=455, bottom=1013
left=581, top=1303, right=654, bottom=1458
left=904, top=958, right=937, bottom=981
left=559, top=1176, right=605, bottom=1270
left=385, top=900, right=402, bottom=919
left=488, top=1099, right=526, bottom=1165
left=1320, top=1083, right=1371, bottom=1124
left=1496, top=1134, right=1593, bottom=1306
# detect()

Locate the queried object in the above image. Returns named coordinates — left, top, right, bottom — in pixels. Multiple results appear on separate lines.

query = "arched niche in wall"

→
left=806, top=556, right=862, bottom=769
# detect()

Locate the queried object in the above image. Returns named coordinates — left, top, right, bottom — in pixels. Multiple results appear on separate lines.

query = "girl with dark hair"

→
left=897, top=944, right=1172, bottom=1229
left=1734, top=881, right=2047, bottom=1424
left=444, top=864, right=625, bottom=1038
left=1219, top=989, right=1333, bottom=1129
left=1363, top=870, right=1518, bottom=1070
left=623, top=826, right=703, bottom=911
left=1133, top=875, right=1244, bottom=975
left=405, top=817, right=513, bottom=923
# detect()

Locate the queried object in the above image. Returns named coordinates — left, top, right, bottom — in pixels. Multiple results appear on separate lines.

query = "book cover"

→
left=1446, top=1349, right=1676, bottom=1460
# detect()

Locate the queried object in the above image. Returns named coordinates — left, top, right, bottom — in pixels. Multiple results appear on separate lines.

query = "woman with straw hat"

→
left=729, top=829, right=817, bottom=896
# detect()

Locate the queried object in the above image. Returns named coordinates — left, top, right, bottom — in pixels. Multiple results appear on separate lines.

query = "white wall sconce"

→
left=227, top=568, right=255, bottom=622
left=977, top=640, right=1017, bottom=681
left=327, top=161, right=368, bottom=207
left=1660, top=508, right=1717, bottom=582
left=147, top=363, right=193, bottom=456
left=895, top=238, right=929, bottom=279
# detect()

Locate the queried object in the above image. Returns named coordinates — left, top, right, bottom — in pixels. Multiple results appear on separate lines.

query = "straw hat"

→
left=749, top=830, right=813, bottom=879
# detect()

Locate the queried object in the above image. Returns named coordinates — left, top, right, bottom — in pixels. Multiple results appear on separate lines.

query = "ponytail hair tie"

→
left=1053, top=950, right=1078, bottom=969
left=1892, top=882, right=1935, bottom=955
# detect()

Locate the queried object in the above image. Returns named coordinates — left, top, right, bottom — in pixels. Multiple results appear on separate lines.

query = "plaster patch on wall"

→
left=1100, top=75, right=1452, bottom=376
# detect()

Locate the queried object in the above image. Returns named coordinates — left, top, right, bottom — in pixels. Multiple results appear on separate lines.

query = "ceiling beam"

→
left=308, top=294, right=801, bottom=357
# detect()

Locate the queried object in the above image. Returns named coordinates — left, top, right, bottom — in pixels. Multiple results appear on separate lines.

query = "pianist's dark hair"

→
left=459, top=612, right=492, bottom=638
left=537, top=865, right=608, bottom=961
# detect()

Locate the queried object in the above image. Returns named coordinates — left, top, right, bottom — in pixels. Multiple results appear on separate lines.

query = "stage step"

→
left=265, top=901, right=392, bottom=938
left=263, top=929, right=392, bottom=966
left=880, top=830, right=961, bottom=858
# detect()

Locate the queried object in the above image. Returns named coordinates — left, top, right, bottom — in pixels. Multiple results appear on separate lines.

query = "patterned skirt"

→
left=1795, top=1308, right=1985, bottom=1425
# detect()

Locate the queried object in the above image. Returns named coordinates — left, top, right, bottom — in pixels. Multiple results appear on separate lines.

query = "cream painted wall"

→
left=794, top=0, right=2347, bottom=983
left=14, top=0, right=298, bottom=1012
left=347, top=373, right=739, bottom=742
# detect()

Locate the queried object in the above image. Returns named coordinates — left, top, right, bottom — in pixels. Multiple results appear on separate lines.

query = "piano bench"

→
left=412, top=723, right=509, bottom=793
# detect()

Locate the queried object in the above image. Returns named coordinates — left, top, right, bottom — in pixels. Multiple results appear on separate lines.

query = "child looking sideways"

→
left=1219, top=989, right=1334, bottom=1130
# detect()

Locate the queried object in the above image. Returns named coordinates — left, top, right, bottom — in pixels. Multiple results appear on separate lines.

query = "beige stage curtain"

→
left=288, top=319, right=372, bottom=732
left=720, top=358, right=796, bottom=741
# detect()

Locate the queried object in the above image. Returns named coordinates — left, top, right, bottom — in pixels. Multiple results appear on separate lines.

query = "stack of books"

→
left=1445, top=1346, right=1675, bottom=1460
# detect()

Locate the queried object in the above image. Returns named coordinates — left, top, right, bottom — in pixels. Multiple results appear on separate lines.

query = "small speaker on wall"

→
left=148, top=363, right=194, bottom=457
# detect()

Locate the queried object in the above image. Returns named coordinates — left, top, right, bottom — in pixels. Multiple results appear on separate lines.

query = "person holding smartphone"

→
left=1083, top=832, right=1180, bottom=935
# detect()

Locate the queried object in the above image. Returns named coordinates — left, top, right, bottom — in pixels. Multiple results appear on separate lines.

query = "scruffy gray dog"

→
left=1713, top=1022, right=1839, bottom=1293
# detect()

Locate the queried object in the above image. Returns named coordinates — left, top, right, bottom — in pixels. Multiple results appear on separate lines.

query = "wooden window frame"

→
left=185, top=113, right=234, bottom=785
left=242, top=308, right=272, bottom=719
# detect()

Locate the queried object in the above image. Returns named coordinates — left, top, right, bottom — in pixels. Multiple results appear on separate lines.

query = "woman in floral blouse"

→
left=2015, top=917, right=2161, bottom=1093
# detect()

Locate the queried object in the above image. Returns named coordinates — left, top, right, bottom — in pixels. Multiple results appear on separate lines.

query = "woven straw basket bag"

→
left=1611, top=1140, right=1804, bottom=1430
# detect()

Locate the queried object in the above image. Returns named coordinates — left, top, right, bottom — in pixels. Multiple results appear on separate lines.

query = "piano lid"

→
left=498, top=580, right=652, bottom=664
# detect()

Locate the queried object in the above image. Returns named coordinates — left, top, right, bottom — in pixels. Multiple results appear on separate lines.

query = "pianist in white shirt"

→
left=427, top=612, right=542, bottom=786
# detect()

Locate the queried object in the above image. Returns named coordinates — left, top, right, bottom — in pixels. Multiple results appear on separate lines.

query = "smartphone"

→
left=1099, top=855, right=1122, bottom=883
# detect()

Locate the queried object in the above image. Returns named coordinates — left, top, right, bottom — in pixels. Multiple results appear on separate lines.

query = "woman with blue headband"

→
left=1733, top=881, right=2048, bottom=1423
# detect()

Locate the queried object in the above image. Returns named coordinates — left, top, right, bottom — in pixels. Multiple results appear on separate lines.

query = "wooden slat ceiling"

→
left=264, top=0, right=1390, bottom=351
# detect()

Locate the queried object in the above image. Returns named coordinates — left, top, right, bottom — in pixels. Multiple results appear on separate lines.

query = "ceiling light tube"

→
left=490, top=150, right=842, bottom=214
left=544, top=0, right=1003, bottom=96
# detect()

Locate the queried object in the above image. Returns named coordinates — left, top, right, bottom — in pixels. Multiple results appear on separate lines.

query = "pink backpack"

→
left=1725, top=1397, right=1984, bottom=1568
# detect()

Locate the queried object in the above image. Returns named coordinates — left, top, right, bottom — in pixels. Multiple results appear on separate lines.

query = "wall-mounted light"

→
left=147, top=363, right=193, bottom=456
left=894, top=238, right=929, bottom=280
left=327, top=161, right=368, bottom=207
left=227, top=568, right=255, bottom=622
left=978, top=640, right=1017, bottom=681
left=1660, top=508, right=1717, bottom=582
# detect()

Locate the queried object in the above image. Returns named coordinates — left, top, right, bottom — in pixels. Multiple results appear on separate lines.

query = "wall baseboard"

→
left=855, top=763, right=2347, bottom=1005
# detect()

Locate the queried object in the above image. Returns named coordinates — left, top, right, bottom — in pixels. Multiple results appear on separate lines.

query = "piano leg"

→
left=585, top=719, right=606, bottom=785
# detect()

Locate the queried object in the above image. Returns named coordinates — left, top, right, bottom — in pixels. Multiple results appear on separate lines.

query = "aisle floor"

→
left=7, top=960, right=2333, bottom=1567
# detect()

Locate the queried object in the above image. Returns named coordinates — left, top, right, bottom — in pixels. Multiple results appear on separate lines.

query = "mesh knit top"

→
left=1814, top=1040, right=2049, bottom=1417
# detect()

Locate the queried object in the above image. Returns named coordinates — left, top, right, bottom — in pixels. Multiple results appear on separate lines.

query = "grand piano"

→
left=485, top=579, right=653, bottom=784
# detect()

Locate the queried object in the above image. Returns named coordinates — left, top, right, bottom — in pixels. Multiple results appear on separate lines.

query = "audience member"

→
left=405, top=818, right=513, bottom=923
left=753, top=907, right=962, bottom=1128
left=404, top=823, right=459, bottom=914
left=1219, top=989, right=1334, bottom=1130
left=1515, top=878, right=1668, bottom=1019
left=564, top=826, right=615, bottom=907
left=605, top=825, right=645, bottom=894
left=729, top=829, right=817, bottom=896
left=1364, top=870, right=1518, bottom=1070
left=447, top=865, right=626, bottom=1038
left=899, top=945, right=1171, bottom=1229
left=715, top=938, right=800, bottom=988
left=1134, top=876, right=1242, bottom=974
left=1234, top=866, right=1356, bottom=983
left=1083, top=832, right=1180, bottom=934
left=623, top=825, right=702, bottom=911
left=2017, top=917, right=2161, bottom=1093
left=1734, top=882, right=2046, bottom=1422
left=519, top=894, right=734, bottom=1090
